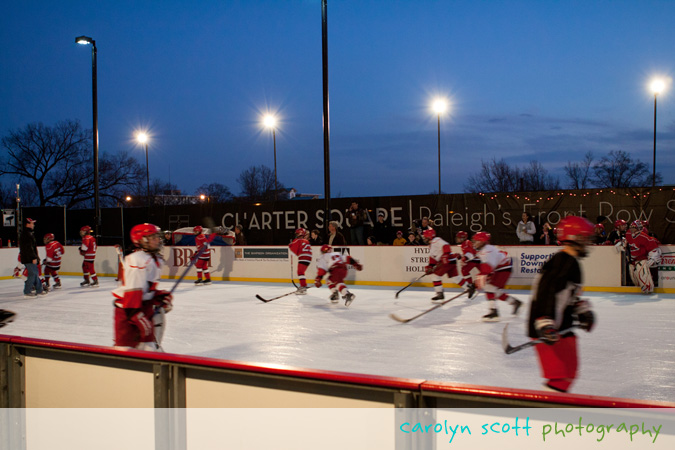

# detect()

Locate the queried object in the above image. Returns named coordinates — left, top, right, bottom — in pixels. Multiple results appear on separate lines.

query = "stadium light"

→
left=650, top=79, right=666, bottom=187
left=136, top=132, right=151, bottom=210
left=263, top=115, right=278, bottom=200
left=432, top=98, right=449, bottom=195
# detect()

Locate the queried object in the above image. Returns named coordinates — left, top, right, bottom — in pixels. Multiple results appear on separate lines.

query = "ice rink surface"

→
left=1, top=276, right=674, bottom=402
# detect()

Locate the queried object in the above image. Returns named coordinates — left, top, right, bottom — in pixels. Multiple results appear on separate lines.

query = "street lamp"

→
left=263, top=114, right=278, bottom=200
left=75, top=35, right=100, bottom=237
left=432, top=98, right=448, bottom=195
left=650, top=79, right=665, bottom=187
left=136, top=132, right=150, bottom=208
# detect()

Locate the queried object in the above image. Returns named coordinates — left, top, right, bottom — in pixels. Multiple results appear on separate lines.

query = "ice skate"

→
left=90, top=279, right=99, bottom=288
left=482, top=308, right=499, bottom=322
left=38, top=290, right=48, bottom=296
left=511, top=298, right=522, bottom=315
left=329, top=290, right=339, bottom=303
left=24, top=292, right=37, bottom=298
left=343, top=292, right=355, bottom=307
left=202, top=279, right=212, bottom=286
left=296, top=286, right=308, bottom=295
left=80, top=280, right=90, bottom=287
left=467, top=283, right=477, bottom=299
left=0, top=310, right=17, bottom=328
left=194, top=279, right=204, bottom=286
left=53, top=281, right=61, bottom=289
left=431, top=292, right=444, bottom=303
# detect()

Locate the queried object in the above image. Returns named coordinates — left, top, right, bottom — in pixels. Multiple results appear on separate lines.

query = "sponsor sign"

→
left=235, top=248, right=289, bottom=261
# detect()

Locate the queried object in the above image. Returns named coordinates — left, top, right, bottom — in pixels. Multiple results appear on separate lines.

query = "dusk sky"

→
left=2, top=0, right=674, bottom=198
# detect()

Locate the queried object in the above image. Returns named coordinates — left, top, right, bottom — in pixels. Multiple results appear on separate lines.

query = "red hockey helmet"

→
left=422, top=229, right=436, bottom=240
left=456, top=231, right=468, bottom=241
left=295, top=228, right=307, bottom=237
left=472, top=231, right=491, bottom=243
left=320, top=244, right=333, bottom=254
left=80, top=225, right=91, bottom=234
left=629, top=220, right=643, bottom=231
left=614, top=219, right=626, bottom=229
left=556, top=216, right=594, bottom=244
left=594, top=223, right=605, bottom=232
left=43, top=233, right=55, bottom=244
left=131, top=223, right=162, bottom=247
left=193, top=225, right=204, bottom=234
left=642, top=220, right=649, bottom=229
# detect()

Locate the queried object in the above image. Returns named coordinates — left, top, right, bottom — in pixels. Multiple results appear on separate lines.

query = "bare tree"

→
left=464, top=158, right=559, bottom=193
left=592, top=150, right=660, bottom=188
left=564, top=152, right=594, bottom=189
left=236, top=165, right=283, bottom=201
left=0, top=120, right=146, bottom=207
left=195, top=183, right=233, bottom=203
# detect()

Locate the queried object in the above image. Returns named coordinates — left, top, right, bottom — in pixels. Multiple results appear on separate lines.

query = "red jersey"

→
left=195, top=233, right=210, bottom=260
left=80, top=235, right=97, bottom=261
left=289, top=238, right=312, bottom=264
left=626, top=231, right=660, bottom=262
left=45, top=241, right=65, bottom=268
left=459, top=240, right=479, bottom=262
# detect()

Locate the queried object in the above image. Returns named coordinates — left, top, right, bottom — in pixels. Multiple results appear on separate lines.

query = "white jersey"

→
left=476, top=244, right=511, bottom=273
left=112, top=250, right=164, bottom=308
left=316, top=251, right=348, bottom=273
left=428, top=237, right=453, bottom=264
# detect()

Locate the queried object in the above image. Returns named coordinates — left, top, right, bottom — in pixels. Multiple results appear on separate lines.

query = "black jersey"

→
left=527, top=251, right=582, bottom=338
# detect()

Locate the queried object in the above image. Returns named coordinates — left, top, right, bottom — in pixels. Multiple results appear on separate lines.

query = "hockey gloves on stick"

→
left=351, top=260, right=363, bottom=271
left=573, top=299, right=595, bottom=332
left=153, top=290, right=173, bottom=313
left=424, top=265, right=434, bottom=275
left=534, top=317, right=560, bottom=345
left=314, top=278, right=322, bottom=288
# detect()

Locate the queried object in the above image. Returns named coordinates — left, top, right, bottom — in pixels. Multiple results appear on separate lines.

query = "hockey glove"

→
left=153, top=290, right=173, bottom=313
left=647, top=248, right=662, bottom=268
left=424, top=265, right=434, bottom=275
left=574, top=299, right=595, bottom=332
left=534, top=317, right=559, bottom=345
left=130, top=311, right=153, bottom=338
left=314, top=278, right=322, bottom=288
left=351, top=260, right=363, bottom=271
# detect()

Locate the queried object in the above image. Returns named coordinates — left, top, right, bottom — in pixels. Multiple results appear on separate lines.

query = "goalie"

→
left=621, top=220, right=662, bottom=294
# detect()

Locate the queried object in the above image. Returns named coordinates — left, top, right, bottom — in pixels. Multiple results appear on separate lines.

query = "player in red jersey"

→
left=193, top=225, right=212, bottom=285
left=455, top=231, right=479, bottom=299
left=315, top=245, right=362, bottom=306
left=420, top=229, right=459, bottom=303
left=112, top=223, right=172, bottom=351
left=622, top=220, right=661, bottom=294
left=527, top=215, right=596, bottom=392
left=43, top=233, right=64, bottom=290
left=79, top=225, right=98, bottom=287
left=289, top=228, right=313, bottom=294
left=472, top=232, right=522, bottom=322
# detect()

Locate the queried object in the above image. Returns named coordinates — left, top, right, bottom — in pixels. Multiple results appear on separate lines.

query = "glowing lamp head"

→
left=263, top=115, right=277, bottom=128
left=651, top=79, right=666, bottom=95
left=432, top=99, right=447, bottom=114
left=136, top=132, right=148, bottom=144
left=200, top=194, right=206, bottom=201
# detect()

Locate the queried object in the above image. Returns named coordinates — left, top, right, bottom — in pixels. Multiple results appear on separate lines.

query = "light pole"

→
left=136, top=132, right=150, bottom=208
left=650, top=79, right=665, bottom=187
left=432, top=99, right=447, bottom=194
left=75, top=35, right=100, bottom=237
left=263, top=115, right=278, bottom=200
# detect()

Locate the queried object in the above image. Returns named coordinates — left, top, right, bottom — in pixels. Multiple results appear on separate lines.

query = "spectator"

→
left=593, top=224, right=607, bottom=245
left=414, top=216, right=433, bottom=242
left=163, top=231, right=173, bottom=246
left=345, top=201, right=367, bottom=245
left=372, top=212, right=391, bottom=245
left=366, top=236, right=376, bottom=246
left=327, top=221, right=346, bottom=246
left=607, top=219, right=627, bottom=245
left=234, top=224, right=247, bottom=245
left=393, top=230, right=406, bottom=246
left=405, top=231, right=420, bottom=245
left=309, top=229, right=323, bottom=246
left=516, top=212, right=536, bottom=244
left=539, top=222, right=556, bottom=245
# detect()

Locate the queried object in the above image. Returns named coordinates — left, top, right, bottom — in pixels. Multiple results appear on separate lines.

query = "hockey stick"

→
left=290, top=254, right=299, bottom=289
left=501, top=323, right=580, bottom=355
left=395, top=273, right=427, bottom=298
left=256, top=286, right=312, bottom=303
left=389, top=289, right=468, bottom=323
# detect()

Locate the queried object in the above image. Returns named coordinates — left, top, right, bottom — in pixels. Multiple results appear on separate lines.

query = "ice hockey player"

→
left=0, top=310, right=16, bottom=328
left=472, top=232, right=522, bottom=321
left=79, top=225, right=98, bottom=287
left=455, top=231, right=479, bottom=299
left=314, top=244, right=363, bottom=306
left=421, top=229, right=459, bottom=303
left=607, top=219, right=627, bottom=245
left=112, top=223, right=173, bottom=351
left=527, top=215, right=596, bottom=393
left=193, top=225, right=212, bottom=286
left=622, top=220, right=661, bottom=294
left=43, top=233, right=64, bottom=291
left=289, top=228, right=312, bottom=294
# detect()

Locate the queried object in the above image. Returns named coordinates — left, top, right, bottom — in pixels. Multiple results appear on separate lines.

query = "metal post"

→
left=652, top=93, right=657, bottom=187
left=437, top=114, right=441, bottom=195
left=146, top=142, right=150, bottom=209
left=321, top=0, right=331, bottom=233
left=91, top=41, right=100, bottom=239
left=273, top=128, right=278, bottom=201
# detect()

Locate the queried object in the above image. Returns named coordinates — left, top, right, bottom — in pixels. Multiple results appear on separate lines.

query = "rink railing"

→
left=1, top=335, right=672, bottom=409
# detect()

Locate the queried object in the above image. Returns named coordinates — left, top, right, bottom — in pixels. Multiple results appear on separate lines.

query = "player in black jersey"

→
left=527, top=215, right=595, bottom=393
